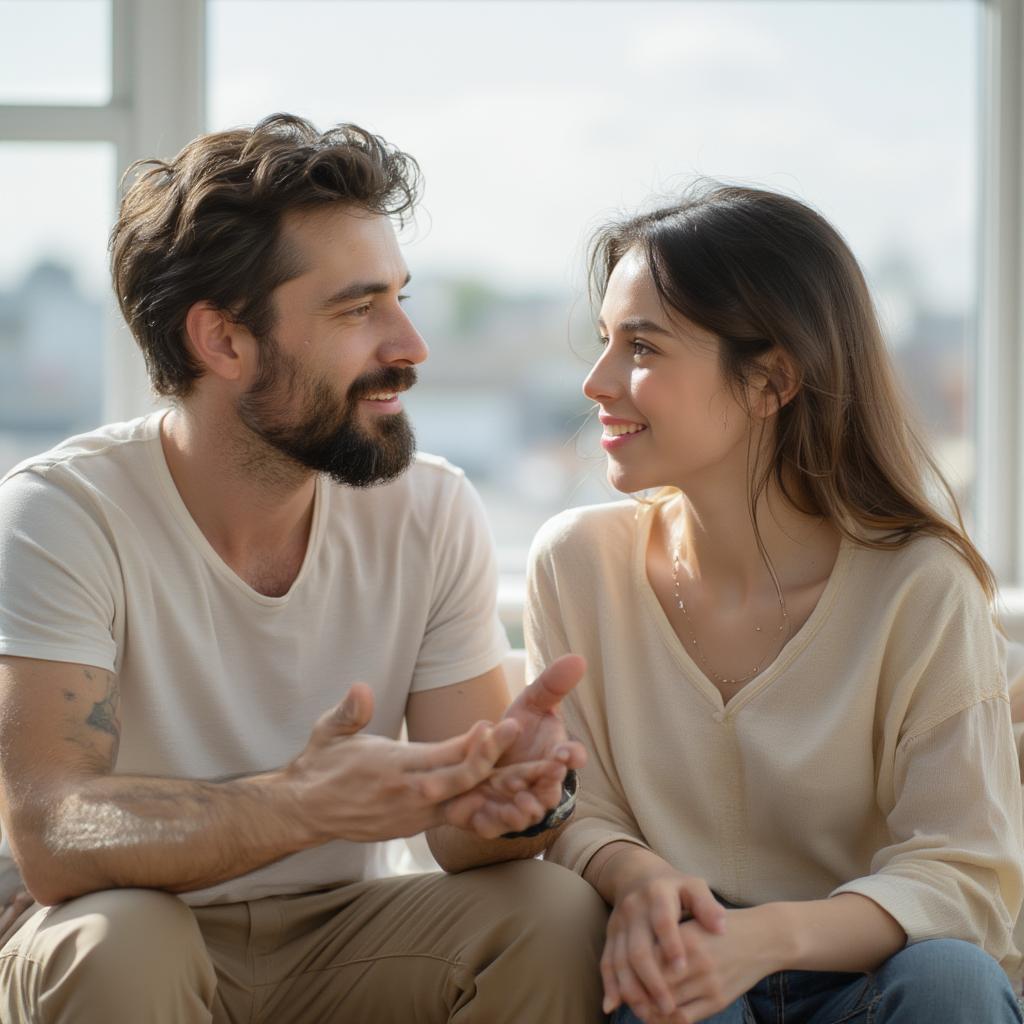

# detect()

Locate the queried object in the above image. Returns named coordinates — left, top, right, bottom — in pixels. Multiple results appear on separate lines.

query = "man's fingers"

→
left=519, top=654, right=586, bottom=716
left=413, top=720, right=521, bottom=803
left=553, top=738, right=588, bottom=769
left=324, top=683, right=375, bottom=736
left=406, top=718, right=519, bottom=773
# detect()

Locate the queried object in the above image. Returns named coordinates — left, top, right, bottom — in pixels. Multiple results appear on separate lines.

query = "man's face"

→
left=236, top=205, right=428, bottom=487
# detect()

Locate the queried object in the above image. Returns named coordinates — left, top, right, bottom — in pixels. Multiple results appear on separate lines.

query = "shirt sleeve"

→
left=525, top=523, right=650, bottom=875
left=0, top=468, right=120, bottom=672
left=409, top=471, right=510, bottom=692
left=832, top=570, right=1024, bottom=976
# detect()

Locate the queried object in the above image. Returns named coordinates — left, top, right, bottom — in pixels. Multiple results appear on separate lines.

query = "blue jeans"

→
left=611, top=938, right=1021, bottom=1023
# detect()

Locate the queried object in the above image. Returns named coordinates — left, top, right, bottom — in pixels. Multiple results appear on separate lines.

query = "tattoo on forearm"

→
left=84, top=671, right=121, bottom=764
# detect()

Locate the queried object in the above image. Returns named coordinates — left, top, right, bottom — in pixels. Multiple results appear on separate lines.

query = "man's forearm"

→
left=13, top=769, right=313, bottom=905
left=425, top=822, right=555, bottom=873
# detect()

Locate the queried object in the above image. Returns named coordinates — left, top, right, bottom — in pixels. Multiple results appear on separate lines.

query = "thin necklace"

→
left=671, top=536, right=791, bottom=686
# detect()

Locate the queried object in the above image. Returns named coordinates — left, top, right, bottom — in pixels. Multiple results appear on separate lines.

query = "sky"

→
left=0, top=0, right=982, bottom=316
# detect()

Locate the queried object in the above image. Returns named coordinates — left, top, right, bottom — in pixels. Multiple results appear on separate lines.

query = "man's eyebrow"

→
left=597, top=316, right=673, bottom=336
left=318, top=272, right=412, bottom=310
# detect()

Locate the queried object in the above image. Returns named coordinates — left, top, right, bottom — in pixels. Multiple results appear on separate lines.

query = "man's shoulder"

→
left=0, top=413, right=161, bottom=491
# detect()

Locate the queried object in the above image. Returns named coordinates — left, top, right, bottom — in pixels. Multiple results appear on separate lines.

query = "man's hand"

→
left=433, top=655, right=588, bottom=839
left=496, top=654, right=588, bottom=807
left=284, top=683, right=530, bottom=842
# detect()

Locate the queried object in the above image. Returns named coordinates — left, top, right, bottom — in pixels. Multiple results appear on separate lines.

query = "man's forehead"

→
left=277, top=205, right=407, bottom=294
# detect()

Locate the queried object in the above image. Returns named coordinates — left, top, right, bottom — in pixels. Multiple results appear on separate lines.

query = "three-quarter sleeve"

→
left=832, top=567, right=1024, bottom=975
left=525, top=520, right=651, bottom=876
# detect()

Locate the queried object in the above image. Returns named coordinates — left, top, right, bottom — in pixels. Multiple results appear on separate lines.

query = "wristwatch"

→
left=500, top=768, right=578, bottom=839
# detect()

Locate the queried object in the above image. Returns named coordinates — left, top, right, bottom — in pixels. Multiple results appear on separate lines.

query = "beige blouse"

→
left=526, top=500, right=1024, bottom=977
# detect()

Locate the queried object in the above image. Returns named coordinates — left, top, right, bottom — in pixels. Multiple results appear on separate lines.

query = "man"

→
left=0, top=114, right=606, bottom=1023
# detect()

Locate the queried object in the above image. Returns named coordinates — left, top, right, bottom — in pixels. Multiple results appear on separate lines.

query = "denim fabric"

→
left=611, top=938, right=1022, bottom=1023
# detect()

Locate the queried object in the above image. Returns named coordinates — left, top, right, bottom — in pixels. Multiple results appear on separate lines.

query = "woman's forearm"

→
left=766, top=892, right=907, bottom=973
left=583, top=839, right=674, bottom=904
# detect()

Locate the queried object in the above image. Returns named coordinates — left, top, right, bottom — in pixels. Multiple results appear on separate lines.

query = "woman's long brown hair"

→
left=589, top=183, right=997, bottom=604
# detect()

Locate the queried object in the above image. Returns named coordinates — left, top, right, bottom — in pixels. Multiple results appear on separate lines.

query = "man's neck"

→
left=159, top=403, right=317, bottom=566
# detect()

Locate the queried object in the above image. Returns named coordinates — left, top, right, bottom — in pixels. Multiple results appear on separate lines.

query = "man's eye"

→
left=348, top=303, right=372, bottom=317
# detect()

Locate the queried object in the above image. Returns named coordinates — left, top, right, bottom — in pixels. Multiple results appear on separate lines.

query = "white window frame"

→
left=0, top=0, right=205, bottom=423
left=2, top=0, right=1023, bottom=617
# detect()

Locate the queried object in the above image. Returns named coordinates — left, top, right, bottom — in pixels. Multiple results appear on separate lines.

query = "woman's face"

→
left=583, top=247, right=754, bottom=495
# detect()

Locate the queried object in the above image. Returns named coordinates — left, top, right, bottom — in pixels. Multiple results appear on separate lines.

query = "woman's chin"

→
left=606, top=463, right=657, bottom=495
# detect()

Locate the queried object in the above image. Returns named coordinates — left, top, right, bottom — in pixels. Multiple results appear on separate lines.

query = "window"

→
left=0, top=0, right=111, bottom=105
left=3, top=0, right=1022, bottom=609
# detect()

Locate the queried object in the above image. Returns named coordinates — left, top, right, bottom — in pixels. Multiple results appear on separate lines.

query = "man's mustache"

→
left=348, top=366, right=417, bottom=402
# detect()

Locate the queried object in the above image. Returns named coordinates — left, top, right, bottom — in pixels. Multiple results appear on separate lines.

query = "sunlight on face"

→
left=584, top=248, right=754, bottom=494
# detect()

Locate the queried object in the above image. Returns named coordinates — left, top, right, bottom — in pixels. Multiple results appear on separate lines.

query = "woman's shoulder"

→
left=849, top=528, right=990, bottom=618
left=529, top=499, right=641, bottom=567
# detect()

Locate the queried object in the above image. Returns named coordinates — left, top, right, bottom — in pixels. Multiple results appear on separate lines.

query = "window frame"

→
left=1, top=0, right=1022, bottom=613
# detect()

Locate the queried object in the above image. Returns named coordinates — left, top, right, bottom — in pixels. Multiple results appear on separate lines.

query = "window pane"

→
left=0, top=143, right=114, bottom=473
left=0, top=1, right=111, bottom=105
left=208, top=0, right=981, bottom=582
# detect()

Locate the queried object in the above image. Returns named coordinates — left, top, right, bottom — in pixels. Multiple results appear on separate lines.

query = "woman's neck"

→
left=667, top=472, right=837, bottom=605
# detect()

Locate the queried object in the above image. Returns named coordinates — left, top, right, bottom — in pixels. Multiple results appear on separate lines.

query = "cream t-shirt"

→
left=526, top=499, right=1024, bottom=977
left=0, top=411, right=509, bottom=905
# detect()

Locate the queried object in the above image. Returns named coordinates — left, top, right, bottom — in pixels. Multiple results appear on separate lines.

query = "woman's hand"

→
left=644, top=906, right=780, bottom=1023
left=601, top=869, right=726, bottom=1019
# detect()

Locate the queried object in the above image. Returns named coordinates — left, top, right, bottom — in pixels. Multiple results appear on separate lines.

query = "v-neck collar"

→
left=146, top=409, right=328, bottom=607
left=632, top=500, right=853, bottom=716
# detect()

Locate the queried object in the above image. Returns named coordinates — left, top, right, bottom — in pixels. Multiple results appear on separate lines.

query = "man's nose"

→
left=383, top=308, right=429, bottom=366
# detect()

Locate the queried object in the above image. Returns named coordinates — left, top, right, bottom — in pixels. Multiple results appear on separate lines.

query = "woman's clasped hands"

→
left=602, top=866, right=780, bottom=1024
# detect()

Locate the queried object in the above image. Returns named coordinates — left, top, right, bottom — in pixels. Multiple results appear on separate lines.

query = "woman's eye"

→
left=632, top=340, right=654, bottom=358
left=597, top=335, right=610, bottom=347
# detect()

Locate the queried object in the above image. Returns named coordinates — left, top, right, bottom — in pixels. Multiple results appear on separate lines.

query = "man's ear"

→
left=183, top=301, right=255, bottom=384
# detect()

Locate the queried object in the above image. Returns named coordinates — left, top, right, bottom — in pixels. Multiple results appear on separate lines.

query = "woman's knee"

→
left=874, top=938, right=1019, bottom=1021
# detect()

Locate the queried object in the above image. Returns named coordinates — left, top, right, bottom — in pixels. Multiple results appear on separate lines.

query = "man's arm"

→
left=406, top=657, right=587, bottom=872
left=0, top=656, right=523, bottom=906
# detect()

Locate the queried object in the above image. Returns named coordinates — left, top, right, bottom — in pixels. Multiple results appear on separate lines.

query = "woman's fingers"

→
left=651, top=887, right=687, bottom=975
left=600, top=935, right=622, bottom=1014
left=613, top=929, right=654, bottom=1020
left=626, top=913, right=678, bottom=1017
left=678, top=877, right=725, bottom=934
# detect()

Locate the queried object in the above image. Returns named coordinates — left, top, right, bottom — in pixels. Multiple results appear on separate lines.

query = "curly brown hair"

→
left=110, top=113, right=421, bottom=398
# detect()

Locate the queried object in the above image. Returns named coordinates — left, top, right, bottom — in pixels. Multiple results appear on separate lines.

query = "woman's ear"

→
left=183, top=301, right=256, bottom=384
left=751, top=349, right=800, bottom=419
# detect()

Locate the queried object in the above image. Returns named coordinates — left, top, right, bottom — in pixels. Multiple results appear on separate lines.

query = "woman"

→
left=525, top=185, right=1024, bottom=1023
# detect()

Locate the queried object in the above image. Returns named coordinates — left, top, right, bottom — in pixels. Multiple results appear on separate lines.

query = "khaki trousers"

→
left=0, top=859, right=608, bottom=1023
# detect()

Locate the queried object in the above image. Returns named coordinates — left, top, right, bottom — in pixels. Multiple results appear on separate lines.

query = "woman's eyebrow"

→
left=599, top=316, right=673, bottom=336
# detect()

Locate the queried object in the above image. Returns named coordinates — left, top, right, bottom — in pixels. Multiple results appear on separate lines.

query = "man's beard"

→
left=236, top=337, right=417, bottom=488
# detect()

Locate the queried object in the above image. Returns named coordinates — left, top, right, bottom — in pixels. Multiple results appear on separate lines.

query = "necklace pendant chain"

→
left=671, top=547, right=790, bottom=687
